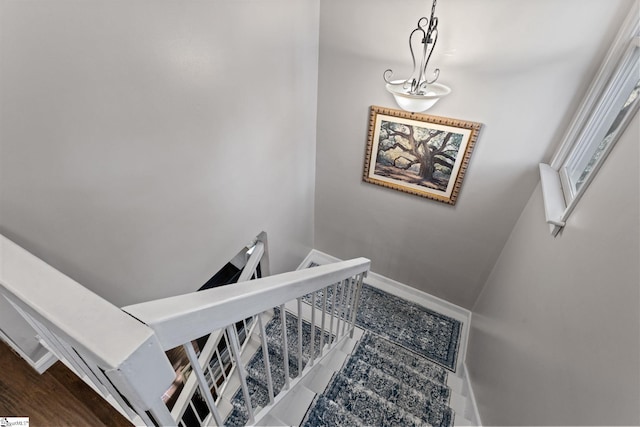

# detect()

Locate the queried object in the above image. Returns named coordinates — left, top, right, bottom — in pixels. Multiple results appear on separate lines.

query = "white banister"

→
left=0, top=235, right=175, bottom=424
left=122, top=258, right=371, bottom=350
left=1, top=231, right=370, bottom=427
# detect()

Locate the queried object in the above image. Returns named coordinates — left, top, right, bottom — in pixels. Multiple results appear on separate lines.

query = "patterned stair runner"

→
left=303, top=396, right=366, bottom=427
left=303, top=332, right=454, bottom=427
left=225, top=303, right=457, bottom=427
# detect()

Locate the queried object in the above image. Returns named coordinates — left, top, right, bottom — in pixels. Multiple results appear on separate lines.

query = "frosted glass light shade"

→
left=385, top=81, right=451, bottom=112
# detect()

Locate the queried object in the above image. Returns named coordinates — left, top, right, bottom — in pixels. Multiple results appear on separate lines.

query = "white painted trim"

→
left=300, top=249, right=472, bottom=374
left=539, top=163, right=566, bottom=236
left=549, top=1, right=639, bottom=169
left=0, top=329, right=56, bottom=374
left=540, top=5, right=639, bottom=235
left=32, top=348, right=57, bottom=373
left=462, top=361, right=483, bottom=427
left=296, top=249, right=338, bottom=270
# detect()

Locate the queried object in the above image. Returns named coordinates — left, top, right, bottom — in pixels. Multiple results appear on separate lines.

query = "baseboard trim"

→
left=0, top=330, right=56, bottom=374
left=33, top=350, right=57, bottom=373
left=462, top=361, right=483, bottom=426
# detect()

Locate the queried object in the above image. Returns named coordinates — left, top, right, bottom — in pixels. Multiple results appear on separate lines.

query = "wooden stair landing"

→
left=0, top=340, right=131, bottom=426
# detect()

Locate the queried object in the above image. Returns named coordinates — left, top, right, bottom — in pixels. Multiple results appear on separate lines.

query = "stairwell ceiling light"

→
left=384, top=0, right=450, bottom=112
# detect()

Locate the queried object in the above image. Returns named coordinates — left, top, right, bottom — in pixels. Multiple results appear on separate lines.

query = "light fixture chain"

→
left=430, top=0, right=437, bottom=24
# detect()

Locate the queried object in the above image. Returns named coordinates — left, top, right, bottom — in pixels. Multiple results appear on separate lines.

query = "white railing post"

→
left=329, top=283, right=338, bottom=344
left=334, top=280, right=345, bottom=339
left=226, top=325, right=255, bottom=424
left=342, top=277, right=352, bottom=336
left=320, top=289, right=328, bottom=355
left=349, top=273, right=365, bottom=338
left=255, top=231, right=271, bottom=277
left=183, top=342, right=224, bottom=426
left=309, top=292, right=317, bottom=365
left=257, top=315, right=275, bottom=404
left=297, top=297, right=304, bottom=376
left=279, top=304, right=291, bottom=390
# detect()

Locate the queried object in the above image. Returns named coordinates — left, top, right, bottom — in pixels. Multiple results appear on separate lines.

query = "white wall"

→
left=467, top=112, right=639, bottom=425
left=0, top=0, right=319, bottom=356
left=314, top=0, right=633, bottom=308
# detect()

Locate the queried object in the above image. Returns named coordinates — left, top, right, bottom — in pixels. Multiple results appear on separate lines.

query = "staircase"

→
left=0, top=232, right=369, bottom=426
left=215, top=286, right=475, bottom=426
left=0, top=233, right=479, bottom=426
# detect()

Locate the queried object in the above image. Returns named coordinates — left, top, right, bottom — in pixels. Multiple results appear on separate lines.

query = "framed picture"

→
left=363, top=106, right=482, bottom=205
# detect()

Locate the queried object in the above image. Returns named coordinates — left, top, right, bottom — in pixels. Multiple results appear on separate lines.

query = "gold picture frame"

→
left=363, top=105, right=482, bottom=205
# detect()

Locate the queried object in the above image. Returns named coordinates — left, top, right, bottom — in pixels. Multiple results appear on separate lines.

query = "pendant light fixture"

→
left=384, top=0, right=450, bottom=112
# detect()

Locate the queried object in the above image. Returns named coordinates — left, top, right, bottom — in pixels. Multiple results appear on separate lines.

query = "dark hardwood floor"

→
left=0, top=340, right=132, bottom=426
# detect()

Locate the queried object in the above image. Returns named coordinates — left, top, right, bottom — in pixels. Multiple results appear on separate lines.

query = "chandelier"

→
left=383, top=0, right=450, bottom=112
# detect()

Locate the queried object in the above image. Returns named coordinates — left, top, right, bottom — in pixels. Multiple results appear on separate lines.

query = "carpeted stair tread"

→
left=353, top=333, right=448, bottom=385
left=335, top=372, right=453, bottom=427
left=301, top=396, right=366, bottom=427
left=244, top=345, right=293, bottom=392
left=359, top=332, right=449, bottom=380
left=318, top=373, right=437, bottom=427
left=225, top=310, right=333, bottom=426
left=343, top=357, right=451, bottom=407
left=225, top=376, right=268, bottom=427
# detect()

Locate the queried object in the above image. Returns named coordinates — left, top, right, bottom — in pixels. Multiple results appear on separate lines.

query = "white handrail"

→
left=1, top=231, right=371, bottom=427
left=122, top=258, right=371, bottom=350
left=0, top=234, right=176, bottom=424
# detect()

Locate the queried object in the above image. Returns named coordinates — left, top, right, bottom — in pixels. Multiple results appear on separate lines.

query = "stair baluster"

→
left=257, top=315, right=275, bottom=404
left=226, top=325, right=254, bottom=424
left=320, top=289, right=328, bottom=355
left=309, top=292, right=317, bottom=365
left=279, top=303, right=291, bottom=390
left=182, top=341, right=224, bottom=426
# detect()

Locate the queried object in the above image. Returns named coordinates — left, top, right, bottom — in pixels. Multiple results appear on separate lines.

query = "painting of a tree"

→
left=375, top=120, right=464, bottom=192
left=363, top=106, right=482, bottom=205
